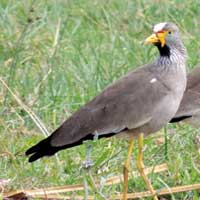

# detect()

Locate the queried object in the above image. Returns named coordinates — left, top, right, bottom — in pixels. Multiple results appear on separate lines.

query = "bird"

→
left=26, top=22, right=187, bottom=200
left=170, top=66, right=200, bottom=126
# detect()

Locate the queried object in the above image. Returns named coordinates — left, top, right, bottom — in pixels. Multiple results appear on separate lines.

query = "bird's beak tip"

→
left=144, top=33, right=158, bottom=45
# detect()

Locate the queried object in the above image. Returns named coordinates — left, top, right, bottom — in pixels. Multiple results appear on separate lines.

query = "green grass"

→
left=1, top=0, right=200, bottom=199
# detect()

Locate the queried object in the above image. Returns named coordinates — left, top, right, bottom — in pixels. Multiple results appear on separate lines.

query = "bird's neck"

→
left=155, top=44, right=187, bottom=68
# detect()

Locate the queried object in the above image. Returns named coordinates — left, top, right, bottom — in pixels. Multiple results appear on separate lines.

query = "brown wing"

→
left=51, top=65, right=170, bottom=147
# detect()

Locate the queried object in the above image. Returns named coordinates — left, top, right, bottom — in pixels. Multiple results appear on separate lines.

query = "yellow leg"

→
left=136, top=133, right=158, bottom=200
left=123, top=139, right=134, bottom=200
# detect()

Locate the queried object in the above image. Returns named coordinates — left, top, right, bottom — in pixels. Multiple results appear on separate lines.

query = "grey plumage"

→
left=170, top=66, right=200, bottom=126
left=26, top=22, right=187, bottom=162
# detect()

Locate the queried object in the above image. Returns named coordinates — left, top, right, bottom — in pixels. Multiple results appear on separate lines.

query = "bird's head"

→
left=145, top=22, right=186, bottom=58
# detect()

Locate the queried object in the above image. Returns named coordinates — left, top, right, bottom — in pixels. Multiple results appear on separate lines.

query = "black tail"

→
left=25, top=132, right=116, bottom=162
left=25, top=136, right=62, bottom=162
left=170, top=115, right=192, bottom=123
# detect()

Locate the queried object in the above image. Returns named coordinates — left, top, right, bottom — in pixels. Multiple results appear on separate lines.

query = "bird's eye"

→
left=168, top=31, right=172, bottom=34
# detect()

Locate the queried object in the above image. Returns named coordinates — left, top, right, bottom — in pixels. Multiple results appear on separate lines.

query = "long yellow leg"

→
left=136, top=133, right=158, bottom=200
left=123, top=139, right=134, bottom=200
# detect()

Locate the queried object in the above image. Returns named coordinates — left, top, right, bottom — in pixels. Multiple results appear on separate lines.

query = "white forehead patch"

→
left=150, top=78, right=157, bottom=83
left=153, top=22, right=167, bottom=32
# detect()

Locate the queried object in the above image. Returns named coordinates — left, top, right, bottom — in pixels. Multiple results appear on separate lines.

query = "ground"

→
left=0, top=0, right=200, bottom=199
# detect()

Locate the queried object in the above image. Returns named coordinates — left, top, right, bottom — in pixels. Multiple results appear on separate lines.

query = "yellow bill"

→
left=145, top=31, right=167, bottom=47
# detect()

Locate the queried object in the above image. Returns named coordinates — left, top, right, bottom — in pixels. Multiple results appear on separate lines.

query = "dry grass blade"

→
left=4, top=183, right=200, bottom=200
left=3, top=163, right=168, bottom=198
left=34, top=18, right=62, bottom=95
left=52, top=17, right=61, bottom=55
left=0, top=77, right=49, bottom=137
left=117, top=183, right=200, bottom=199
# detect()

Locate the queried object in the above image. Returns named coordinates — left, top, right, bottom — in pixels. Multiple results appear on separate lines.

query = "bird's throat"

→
left=156, top=43, right=171, bottom=57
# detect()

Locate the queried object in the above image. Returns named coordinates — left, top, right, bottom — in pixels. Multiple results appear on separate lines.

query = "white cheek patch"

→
left=150, top=78, right=157, bottom=83
left=153, top=22, right=167, bottom=32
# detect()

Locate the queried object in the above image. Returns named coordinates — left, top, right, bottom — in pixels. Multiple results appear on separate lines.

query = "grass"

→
left=0, top=0, right=200, bottom=199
